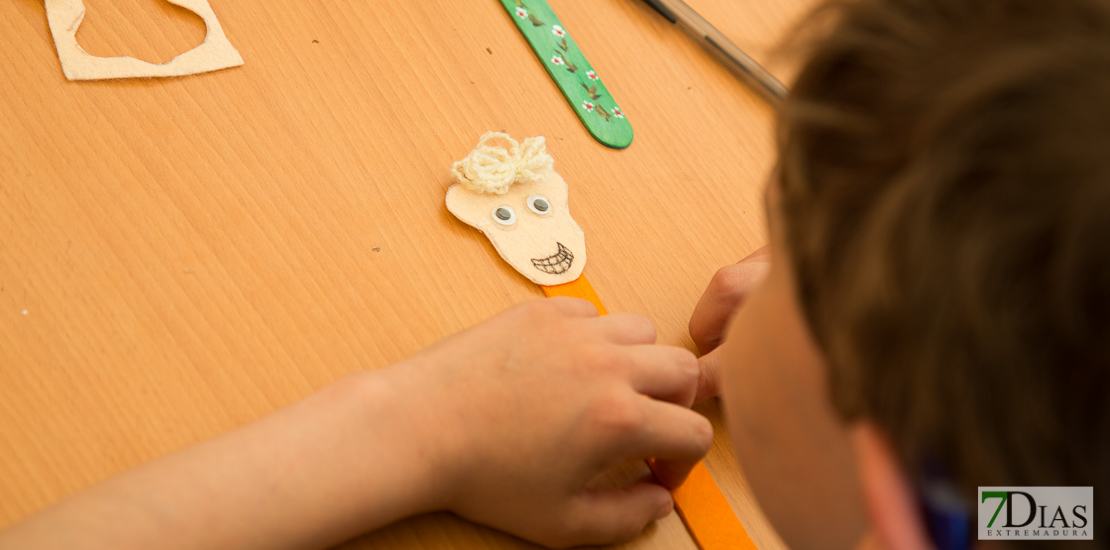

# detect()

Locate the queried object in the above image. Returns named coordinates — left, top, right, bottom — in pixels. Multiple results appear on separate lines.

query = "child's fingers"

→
left=640, top=399, right=719, bottom=488
left=541, top=296, right=601, bottom=317
left=648, top=455, right=702, bottom=490
left=561, top=482, right=674, bottom=547
left=589, top=312, right=657, bottom=345
left=621, top=345, right=699, bottom=406
left=743, top=244, right=772, bottom=262
left=619, top=400, right=713, bottom=485
left=689, top=259, right=770, bottom=354
left=694, top=348, right=722, bottom=403
left=689, top=263, right=752, bottom=352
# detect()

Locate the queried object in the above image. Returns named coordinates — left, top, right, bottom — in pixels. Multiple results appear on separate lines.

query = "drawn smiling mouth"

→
left=531, top=242, right=574, bottom=275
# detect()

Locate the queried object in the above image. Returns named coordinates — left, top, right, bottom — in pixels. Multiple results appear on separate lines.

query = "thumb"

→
left=694, top=348, right=722, bottom=403
left=564, top=482, right=674, bottom=546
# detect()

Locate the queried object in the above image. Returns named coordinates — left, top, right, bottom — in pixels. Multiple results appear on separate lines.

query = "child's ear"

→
left=446, top=185, right=487, bottom=228
left=852, top=422, right=934, bottom=550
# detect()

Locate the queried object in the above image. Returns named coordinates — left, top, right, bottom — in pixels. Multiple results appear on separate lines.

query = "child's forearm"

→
left=1, top=299, right=712, bottom=549
left=0, top=371, right=448, bottom=550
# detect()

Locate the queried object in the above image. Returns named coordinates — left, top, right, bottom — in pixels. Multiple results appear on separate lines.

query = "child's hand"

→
left=386, top=297, right=711, bottom=548
left=689, top=245, right=771, bottom=401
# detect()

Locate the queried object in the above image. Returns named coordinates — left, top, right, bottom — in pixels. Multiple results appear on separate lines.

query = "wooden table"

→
left=0, top=0, right=816, bottom=547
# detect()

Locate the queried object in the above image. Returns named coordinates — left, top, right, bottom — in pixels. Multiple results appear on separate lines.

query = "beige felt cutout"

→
left=45, top=0, right=243, bottom=80
left=447, top=171, right=587, bottom=286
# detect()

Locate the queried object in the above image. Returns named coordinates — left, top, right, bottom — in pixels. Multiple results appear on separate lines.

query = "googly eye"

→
left=491, top=206, right=516, bottom=226
left=527, top=194, right=552, bottom=215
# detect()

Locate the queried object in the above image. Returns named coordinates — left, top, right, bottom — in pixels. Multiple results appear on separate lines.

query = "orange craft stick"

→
left=541, top=274, right=608, bottom=314
left=671, top=462, right=758, bottom=550
left=541, top=274, right=756, bottom=550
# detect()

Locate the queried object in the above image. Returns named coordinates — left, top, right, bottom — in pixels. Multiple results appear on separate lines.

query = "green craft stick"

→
left=499, top=0, right=633, bottom=149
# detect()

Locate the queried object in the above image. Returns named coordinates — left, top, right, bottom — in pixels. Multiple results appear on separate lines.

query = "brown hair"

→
left=778, top=0, right=1110, bottom=543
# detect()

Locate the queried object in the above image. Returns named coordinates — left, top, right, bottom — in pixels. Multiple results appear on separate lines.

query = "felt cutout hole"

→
left=45, top=0, right=243, bottom=80
left=75, top=0, right=207, bottom=64
left=74, top=0, right=207, bottom=64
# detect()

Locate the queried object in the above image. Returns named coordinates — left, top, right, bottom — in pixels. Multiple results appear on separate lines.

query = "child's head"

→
left=720, top=0, right=1110, bottom=548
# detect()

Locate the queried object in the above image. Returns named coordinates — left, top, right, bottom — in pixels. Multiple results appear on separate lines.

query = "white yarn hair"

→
left=450, top=132, right=554, bottom=194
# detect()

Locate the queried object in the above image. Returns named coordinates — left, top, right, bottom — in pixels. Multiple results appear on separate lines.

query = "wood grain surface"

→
left=0, top=0, right=817, bottom=547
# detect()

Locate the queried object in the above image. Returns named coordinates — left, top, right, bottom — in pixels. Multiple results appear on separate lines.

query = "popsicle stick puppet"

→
left=447, top=132, right=587, bottom=287
left=446, top=133, right=757, bottom=550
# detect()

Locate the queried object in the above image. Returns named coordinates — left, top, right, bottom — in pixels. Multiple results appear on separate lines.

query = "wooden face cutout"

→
left=44, top=0, right=243, bottom=80
left=447, top=172, right=587, bottom=286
